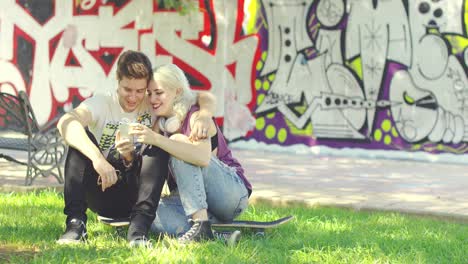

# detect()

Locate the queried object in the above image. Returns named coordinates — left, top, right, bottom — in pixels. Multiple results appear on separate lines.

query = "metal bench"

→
left=0, top=91, right=66, bottom=185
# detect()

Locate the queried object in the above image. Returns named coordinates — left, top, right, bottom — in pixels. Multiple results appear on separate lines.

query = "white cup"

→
left=119, top=121, right=134, bottom=144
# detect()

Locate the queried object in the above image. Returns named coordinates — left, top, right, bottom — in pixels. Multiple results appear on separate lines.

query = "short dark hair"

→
left=116, top=50, right=153, bottom=83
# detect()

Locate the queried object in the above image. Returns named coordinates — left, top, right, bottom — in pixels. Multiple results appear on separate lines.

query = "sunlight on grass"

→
left=0, top=191, right=467, bottom=263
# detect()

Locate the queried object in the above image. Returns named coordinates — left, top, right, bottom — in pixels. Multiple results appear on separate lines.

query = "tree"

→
left=155, top=0, right=198, bottom=15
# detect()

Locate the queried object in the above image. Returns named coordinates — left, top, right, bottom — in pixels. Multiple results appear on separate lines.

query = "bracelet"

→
left=121, top=152, right=134, bottom=169
left=123, top=158, right=133, bottom=168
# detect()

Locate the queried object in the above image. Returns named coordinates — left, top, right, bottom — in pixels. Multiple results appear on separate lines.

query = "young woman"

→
left=126, top=63, right=252, bottom=243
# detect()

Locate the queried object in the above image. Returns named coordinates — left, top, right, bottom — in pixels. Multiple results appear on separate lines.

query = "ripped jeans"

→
left=151, top=156, right=249, bottom=236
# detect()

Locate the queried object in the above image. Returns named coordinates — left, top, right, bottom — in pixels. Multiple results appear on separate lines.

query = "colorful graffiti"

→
left=1, top=0, right=468, bottom=156
left=0, top=0, right=258, bottom=140
left=250, top=0, right=468, bottom=154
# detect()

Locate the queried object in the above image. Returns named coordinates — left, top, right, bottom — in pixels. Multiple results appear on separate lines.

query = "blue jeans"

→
left=151, top=156, right=249, bottom=236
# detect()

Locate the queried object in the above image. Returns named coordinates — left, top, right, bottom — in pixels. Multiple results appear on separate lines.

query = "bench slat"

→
left=0, top=137, right=35, bottom=151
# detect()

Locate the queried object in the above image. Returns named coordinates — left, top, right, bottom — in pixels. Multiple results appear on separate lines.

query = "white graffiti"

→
left=3, top=0, right=468, bottom=147
left=316, top=29, right=342, bottom=68
left=277, top=59, right=367, bottom=139
left=0, top=0, right=258, bottom=135
left=409, top=0, right=463, bottom=40
left=147, top=0, right=258, bottom=139
left=255, top=0, right=468, bottom=146
left=0, top=0, right=141, bottom=124
left=316, top=0, right=345, bottom=27
left=259, top=0, right=315, bottom=77
left=382, top=0, right=468, bottom=144
left=345, top=0, right=411, bottom=134
left=256, top=0, right=315, bottom=113
left=256, top=0, right=369, bottom=139
left=0, top=60, right=26, bottom=94
left=390, top=70, right=465, bottom=144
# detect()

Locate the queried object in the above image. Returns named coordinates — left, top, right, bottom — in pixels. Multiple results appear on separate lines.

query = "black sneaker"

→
left=57, top=218, right=87, bottom=244
left=214, top=230, right=241, bottom=246
left=178, top=219, right=214, bottom=244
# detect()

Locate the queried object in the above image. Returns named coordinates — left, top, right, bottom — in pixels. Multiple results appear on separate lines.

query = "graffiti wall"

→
left=1, top=0, right=468, bottom=158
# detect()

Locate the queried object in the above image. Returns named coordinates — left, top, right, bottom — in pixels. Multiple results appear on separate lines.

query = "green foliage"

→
left=155, top=0, right=198, bottom=15
left=1, top=191, right=467, bottom=263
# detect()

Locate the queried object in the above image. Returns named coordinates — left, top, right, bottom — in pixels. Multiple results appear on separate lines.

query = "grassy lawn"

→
left=0, top=191, right=467, bottom=263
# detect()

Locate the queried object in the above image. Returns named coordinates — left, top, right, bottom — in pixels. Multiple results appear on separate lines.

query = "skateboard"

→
left=211, top=215, right=294, bottom=236
left=97, top=215, right=130, bottom=227
left=96, top=215, right=243, bottom=246
left=97, top=215, right=294, bottom=236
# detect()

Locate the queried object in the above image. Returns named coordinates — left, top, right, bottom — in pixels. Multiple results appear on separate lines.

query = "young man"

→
left=56, top=50, right=215, bottom=246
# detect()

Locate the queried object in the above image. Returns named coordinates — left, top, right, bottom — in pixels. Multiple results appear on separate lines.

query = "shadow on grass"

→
left=0, top=244, right=39, bottom=263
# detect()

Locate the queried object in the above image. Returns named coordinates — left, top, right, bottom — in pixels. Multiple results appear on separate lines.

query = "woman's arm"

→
left=153, top=133, right=211, bottom=167
left=191, top=91, right=216, bottom=140
left=130, top=111, right=217, bottom=167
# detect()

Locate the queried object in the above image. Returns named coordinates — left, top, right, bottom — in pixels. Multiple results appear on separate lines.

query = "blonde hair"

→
left=153, top=63, right=196, bottom=121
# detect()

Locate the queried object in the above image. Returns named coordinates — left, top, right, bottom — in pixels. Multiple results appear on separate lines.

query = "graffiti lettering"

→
left=2, top=0, right=468, bottom=156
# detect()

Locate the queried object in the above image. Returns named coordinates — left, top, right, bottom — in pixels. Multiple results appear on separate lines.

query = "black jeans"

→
left=63, top=131, right=168, bottom=237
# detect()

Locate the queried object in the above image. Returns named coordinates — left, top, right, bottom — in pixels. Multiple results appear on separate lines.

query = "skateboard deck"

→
left=97, top=215, right=243, bottom=246
left=97, top=215, right=294, bottom=235
left=211, top=215, right=294, bottom=235
left=97, top=215, right=130, bottom=227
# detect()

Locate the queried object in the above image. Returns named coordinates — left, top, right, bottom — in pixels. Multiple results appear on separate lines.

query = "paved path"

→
left=1, top=148, right=468, bottom=220
left=237, top=149, right=468, bottom=220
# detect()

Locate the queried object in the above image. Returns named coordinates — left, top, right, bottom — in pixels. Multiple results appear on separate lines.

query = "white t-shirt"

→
left=79, top=92, right=152, bottom=158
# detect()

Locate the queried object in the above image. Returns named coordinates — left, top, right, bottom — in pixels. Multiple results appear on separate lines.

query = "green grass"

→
left=0, top=191, right=467, bottom=263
